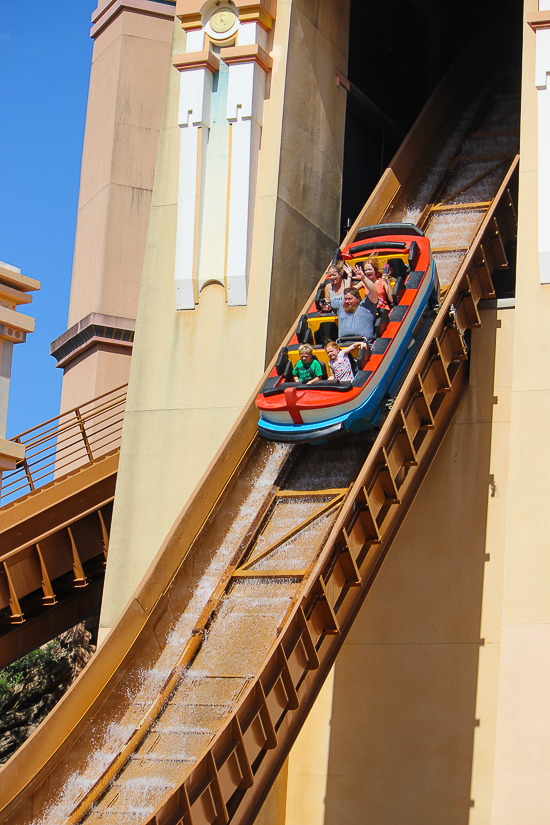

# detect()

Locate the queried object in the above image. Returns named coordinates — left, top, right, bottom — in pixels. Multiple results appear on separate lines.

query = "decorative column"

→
left=174, top=0, right=274, bottom=308
left=172, top=50, right=220, bottom=309
left=222, top=43, right=272, bottom=304
left=52, top=0, right=175, bottom=413
left=0, top=261, right=39, bottom=473
left=528, top=6, right=550, bottom=283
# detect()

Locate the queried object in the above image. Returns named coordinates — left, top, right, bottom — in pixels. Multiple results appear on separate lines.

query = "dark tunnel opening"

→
left=341, top=0, right=524, bottom=238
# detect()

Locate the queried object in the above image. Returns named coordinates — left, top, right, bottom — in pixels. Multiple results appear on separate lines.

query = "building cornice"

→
left=0, top=306, right=35, bottom=343
left=220, top=43, right=272, bottom=71
left=172, top=50, right=220, bottom=72
left=50, top=313, right=136, bottom=369
left=0, top=261, right=40, bottom=294
left=91, top=0, right=176, bottom=39
left=236, top=2, right=275, bottom=31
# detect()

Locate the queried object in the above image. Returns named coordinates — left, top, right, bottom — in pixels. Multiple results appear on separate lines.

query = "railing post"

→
left=15, top=437, right=36, bottom=494
left=75, top=407, right=94, bottom=462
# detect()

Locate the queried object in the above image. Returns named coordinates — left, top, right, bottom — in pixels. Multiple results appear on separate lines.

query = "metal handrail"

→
left=9, top=385, right=127, bottom=442
left=0, top=385, right=127, bottom=507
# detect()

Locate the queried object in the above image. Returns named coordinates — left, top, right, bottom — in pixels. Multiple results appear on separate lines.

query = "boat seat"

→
left=408, top=240, right=420, bottom=270
left=283, top=361, right=293, bottom=381
left=314, top=321, right=338, bottom=346
left=350, top=340, right=371, bottom=373
left=286, top=347, right=329, bottom=381
left=296, top=314, right=314, bottom=345
left=387, top=257, right=409, bottom=281
left=275, top=347, right=289, bottom=376
left=314, top=284, right=330, bottom=311
left=375, top=309, right=390, bottom=338
left=391, top=276, right=406, bottom=305
left=293, top=354, right=328, bottom=381
left=314, top=357, right=329, bottom=380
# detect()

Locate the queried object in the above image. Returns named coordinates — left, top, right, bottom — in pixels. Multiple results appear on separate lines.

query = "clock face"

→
left=210, top=9, right=236, bottom=33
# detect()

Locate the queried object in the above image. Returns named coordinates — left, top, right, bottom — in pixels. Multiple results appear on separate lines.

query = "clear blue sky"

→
left=0, top=2, right=95, bottom=437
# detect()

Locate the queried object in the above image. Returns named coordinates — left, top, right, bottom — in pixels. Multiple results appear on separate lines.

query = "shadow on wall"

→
left=323, top=312, right=500, bottom=824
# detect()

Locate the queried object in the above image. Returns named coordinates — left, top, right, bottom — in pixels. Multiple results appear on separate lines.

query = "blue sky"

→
left=0, top=2, right=95, bottom=437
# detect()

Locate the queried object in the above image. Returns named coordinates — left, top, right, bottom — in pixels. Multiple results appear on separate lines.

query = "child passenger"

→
left=325, top=340, right=367, bottom=382
left=293, top=344, right=323, bottom=384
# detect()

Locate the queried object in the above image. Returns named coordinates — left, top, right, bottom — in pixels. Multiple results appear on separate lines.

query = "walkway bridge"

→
left=0, top=386, right=126, bottom=667
left=0, top=48, right=519, bottom=825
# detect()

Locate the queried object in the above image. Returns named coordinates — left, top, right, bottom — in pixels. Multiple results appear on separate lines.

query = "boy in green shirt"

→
left=292, top=344, right=323, bottom=384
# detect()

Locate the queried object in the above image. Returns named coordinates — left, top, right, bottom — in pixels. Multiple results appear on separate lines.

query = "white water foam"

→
left=32, top=444, right=292, bottom=824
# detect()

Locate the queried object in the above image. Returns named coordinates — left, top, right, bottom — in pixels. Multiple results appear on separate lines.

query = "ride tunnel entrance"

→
left=342, top=0, right=523, bottom=247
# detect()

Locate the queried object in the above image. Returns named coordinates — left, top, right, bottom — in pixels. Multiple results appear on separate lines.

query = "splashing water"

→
left=32, top=444, right=292, bottom=825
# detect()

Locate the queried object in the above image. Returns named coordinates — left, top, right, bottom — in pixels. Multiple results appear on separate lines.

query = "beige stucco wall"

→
left=59, top=8, right=173, bottom=412
left=100, top=0, right=350, bottom=631
left=490, top=4, right=550, bottom=822
left=283, top=304, right=514, bottom=825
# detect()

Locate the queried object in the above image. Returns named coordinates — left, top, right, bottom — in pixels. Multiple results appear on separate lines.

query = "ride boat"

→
left=256, top=223, right=440, bottom=443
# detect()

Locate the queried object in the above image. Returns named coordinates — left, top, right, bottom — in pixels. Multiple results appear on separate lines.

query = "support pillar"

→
left=0, top=261, right=39, bottom=490
left=51, top=0, right=175, bottom=411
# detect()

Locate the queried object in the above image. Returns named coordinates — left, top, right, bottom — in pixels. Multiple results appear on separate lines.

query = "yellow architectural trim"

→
left=175, top=0, right=202, bottom=29
left=235, top=0, right=276, bottom=19
left=172, top=50, right=220, bottom=73
left=220, top=42, right=273, bottom=71
left=238, top=5, right=274, bottom=31
left=204, top=32, right=237, bottom=50
left=176, top=1, right=276, bottom=32
left=179, top=15, right=203, bottom=30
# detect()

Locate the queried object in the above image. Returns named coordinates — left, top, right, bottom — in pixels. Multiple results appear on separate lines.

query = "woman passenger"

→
left=324, top=263, right=351, bottom=311
left=354, top=258, right=393, bottom=312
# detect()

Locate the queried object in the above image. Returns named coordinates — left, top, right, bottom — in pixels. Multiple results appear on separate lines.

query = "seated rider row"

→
left=293, top=341, right=368, bottom=385
left=324, top=258, right=393, bottom=312
left=321, top=258, right=392, bottom=344
left=292, top=257, right=395, bottom=386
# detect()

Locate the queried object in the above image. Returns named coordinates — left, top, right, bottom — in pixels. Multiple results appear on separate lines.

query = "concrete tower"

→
left=50, top=0, right=176, bottom=410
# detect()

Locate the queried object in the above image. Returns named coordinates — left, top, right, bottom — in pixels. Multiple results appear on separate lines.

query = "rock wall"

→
left=0, top=624, right=95, bottom=764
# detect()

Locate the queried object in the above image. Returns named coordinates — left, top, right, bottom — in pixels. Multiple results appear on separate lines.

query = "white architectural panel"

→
left=225, top=60, right=267, bottom=305
left=535, top=26, right=550, bottom=283
left=175, top=66, right=213, bottom=309
left=173, top=4, right=272, bottom=309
